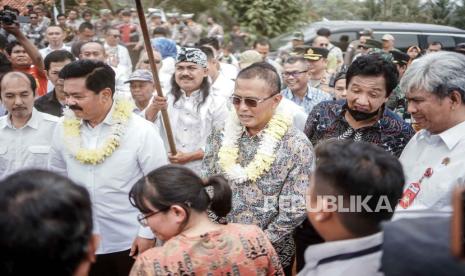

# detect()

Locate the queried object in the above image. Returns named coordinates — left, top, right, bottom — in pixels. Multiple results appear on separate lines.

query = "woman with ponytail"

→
left=128, top=165, right=284, bottom=275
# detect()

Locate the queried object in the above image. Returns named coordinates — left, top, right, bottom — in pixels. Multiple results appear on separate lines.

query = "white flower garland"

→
left=63, top=96, right=133, bottom=165
left=218, top=105, right=292, bottom=183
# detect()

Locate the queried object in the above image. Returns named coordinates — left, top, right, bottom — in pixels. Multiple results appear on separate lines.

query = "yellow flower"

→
left=64, top=99, right=132, bottom=165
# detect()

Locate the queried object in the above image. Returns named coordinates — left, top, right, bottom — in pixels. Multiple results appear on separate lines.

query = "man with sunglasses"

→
left=202, top=62, right=314, bottom=275
left=104, top=28, right=132, bottom=75
left=281, top=56, right=332, bottom=114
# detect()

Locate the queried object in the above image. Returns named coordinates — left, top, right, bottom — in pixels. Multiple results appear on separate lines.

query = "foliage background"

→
left=50, top=0, right=465, bottom=38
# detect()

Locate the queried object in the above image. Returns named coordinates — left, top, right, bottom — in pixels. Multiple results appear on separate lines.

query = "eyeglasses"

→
left=137, top=210, right=163, bottom=227
left=358, top=45, right=368, bottom=50
left=318, top=43, right=329, bottom=47
left=230, top=93, right=277, bottom=108
left=282, top=70, right=308, bottom=78
left=111, top=35, right=121, bottom=38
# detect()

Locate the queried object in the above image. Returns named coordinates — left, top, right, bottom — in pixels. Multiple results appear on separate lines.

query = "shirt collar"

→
left=304, top=232, right=383, bottom=269
left=417, top=120, right=465, bottom=150
left=181, top=89, right=201, bottom=99
left=0, top=107, right=40, bottom=130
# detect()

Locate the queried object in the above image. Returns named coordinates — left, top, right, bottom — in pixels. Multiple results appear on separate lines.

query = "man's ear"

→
left=100, top=88, right=113, bottom=101
left=450, top=90, right=463, bottom=108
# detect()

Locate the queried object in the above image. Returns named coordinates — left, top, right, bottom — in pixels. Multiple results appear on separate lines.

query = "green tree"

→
left=451, top=0, right=465, bottom=29
left=227, top=0, right=304, bottom=38
left=424, top=0, right=455, bottom=25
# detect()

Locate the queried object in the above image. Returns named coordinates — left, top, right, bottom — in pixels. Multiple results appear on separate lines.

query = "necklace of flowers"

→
left=218, top=106, right=292, bottom=183
left=62, top=96, right=134, bottom=165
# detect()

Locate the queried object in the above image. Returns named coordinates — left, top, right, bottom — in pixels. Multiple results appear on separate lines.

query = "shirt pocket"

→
left=0, top=146, right=8, bottom=176
left=27, top=145, right=51, bottom=169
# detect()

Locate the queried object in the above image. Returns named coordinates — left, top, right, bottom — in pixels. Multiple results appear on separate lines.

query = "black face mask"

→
left=347, top=106, right=381, bottom=121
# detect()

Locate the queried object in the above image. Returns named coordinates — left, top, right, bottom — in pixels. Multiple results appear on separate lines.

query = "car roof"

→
left=311, top=20, right=465, bottom=33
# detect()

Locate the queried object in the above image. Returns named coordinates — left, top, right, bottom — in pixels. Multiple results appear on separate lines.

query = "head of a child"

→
left=307, top=140, right=404, bottom=241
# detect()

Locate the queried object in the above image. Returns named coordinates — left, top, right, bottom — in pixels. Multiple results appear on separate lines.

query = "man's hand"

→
left=1, top=22, right=21, bottom=37
left=145, top=95, right=168, bottom=122
left=168, top=151, right=192, bottom=165
left=129, top=237, right=155, bottom=259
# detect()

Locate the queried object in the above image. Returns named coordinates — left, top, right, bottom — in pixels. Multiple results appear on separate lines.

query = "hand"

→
left=129, top=237, right=155, bottom=259
left=168, top=151, right=192, bottom=165
left=1, top=22, right=21, bottom=36
left=149, top=95, right=168, bottom=111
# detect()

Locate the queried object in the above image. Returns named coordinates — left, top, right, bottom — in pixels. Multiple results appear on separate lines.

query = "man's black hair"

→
left=152, top=26, right=169, bottom=37
left=78, top=22, right=94, bottom=33
left=198, top=37, right=220, bottom=51
left=5, top=41, right=22, bottom=56
left=56, top=13, right=66, bottom=18
left=346, top=53, right=399, bottom=97
left=316, top=27, right=331, bottom=37
left=0, top=170, right=93, bottom=275
left=44, top=50, right=76, bottom=71
left=60, top=59, right=115, bottom=95
left=237, top=61, right=281, bottom=95
left=253, top=37, right=271, bottom=48
left=313, top=140, right=404, bottom=236
left=199, top=45, right=215, bottom=61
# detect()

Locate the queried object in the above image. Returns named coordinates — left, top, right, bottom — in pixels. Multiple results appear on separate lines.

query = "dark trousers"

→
left=294, top=219, right=325, bottom=273
left=89, top=249, right=134, bottom=276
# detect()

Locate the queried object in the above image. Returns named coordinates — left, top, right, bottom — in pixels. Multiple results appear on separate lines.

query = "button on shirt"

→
left=0, top=108, right=59, bottom=179
left=48, top=104, right=168, bottom=254
left=395, top=120, right=465, bottom=216
left=281, top=84, right=333, bottom=114
left=298, top=232, right=383, bottom=276
left=155, top=90, right=228, bottom=174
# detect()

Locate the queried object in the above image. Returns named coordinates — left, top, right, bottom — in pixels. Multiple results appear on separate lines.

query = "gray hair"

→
left=400, top=51, right=465, bottom=103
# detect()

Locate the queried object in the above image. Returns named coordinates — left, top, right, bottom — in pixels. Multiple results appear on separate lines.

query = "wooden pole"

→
left=134, top=0, right=177, bottom=155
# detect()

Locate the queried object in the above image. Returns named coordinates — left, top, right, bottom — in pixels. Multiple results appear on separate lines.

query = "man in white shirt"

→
left=0, top=71, right=58, bottom=179
left=395, top=51, right=465, bottom=217
left=48, top=60, right=168, bottom=276
left=199, top=46, right=235, bottom=99
left=104, top=28, right=133, bottom=75
left=299, top=140, right=404, bottom=276
left=79, top=41, right=130, bottom=94
left=126, top=69, right=155, bottom=115
left=145, top=47, right=228, bottom=174
left=39, top=26, right=72, bottom=59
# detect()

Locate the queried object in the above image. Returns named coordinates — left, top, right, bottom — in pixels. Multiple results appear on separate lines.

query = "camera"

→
left=0, top=6, right=18, bottom=25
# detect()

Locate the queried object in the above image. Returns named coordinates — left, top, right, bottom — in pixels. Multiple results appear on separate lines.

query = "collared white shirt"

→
left=219, top=62, right=238, bottom=81
left=210, top=72, right=235, bottom=99
left=39, top=44, right=72, bottom=59
left=154, top=89, right=228, bottom=174
left=104, top=43, right=133, bottom=75
left=48, top=103, right=168, bottom=254
left=279, top=98, right=308, bottom=132
left=395, top=120, right=465, bottom=217
left=0, top=108, right=59, bottom=179
left=298, top=232, right=383, bottom=276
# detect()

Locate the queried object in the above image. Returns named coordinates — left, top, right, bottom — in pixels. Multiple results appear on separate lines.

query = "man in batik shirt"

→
left=295, top=53, right=415, bottom=273
left=202, top=62, right=313, bottom=276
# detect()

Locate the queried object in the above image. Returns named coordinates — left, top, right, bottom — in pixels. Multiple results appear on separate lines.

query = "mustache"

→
left=69, top=105, right=83, bottom=111
left=180, top=75, right=193, bottom=80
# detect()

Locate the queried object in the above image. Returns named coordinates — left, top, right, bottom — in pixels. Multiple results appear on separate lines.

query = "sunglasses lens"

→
left=244, top=98, right=258, bottom=107
left=231, top=96, right=241, bottom=105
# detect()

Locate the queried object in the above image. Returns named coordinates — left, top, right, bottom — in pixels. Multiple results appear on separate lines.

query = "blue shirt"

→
left=281, top=84, right=333, bottom=114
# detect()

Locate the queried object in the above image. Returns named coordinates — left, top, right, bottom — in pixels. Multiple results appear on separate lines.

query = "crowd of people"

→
left=1, top=3, right=465, bottom=276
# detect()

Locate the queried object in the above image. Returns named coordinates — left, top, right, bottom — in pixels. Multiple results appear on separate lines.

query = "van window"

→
left=426, top=35, right=455, bottom=49
left=373, top=33, right=419, bottom=51
left=329, top=32, right=357, bottom=52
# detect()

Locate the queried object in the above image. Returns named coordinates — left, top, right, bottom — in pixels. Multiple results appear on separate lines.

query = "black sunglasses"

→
left=230, top=93, right=277, bottom=108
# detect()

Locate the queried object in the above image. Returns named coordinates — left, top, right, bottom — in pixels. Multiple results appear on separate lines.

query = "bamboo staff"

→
left=134, top=0, right=177, bottom=155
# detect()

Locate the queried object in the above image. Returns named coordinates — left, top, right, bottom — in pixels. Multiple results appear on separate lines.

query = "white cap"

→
left=382, top=34, right=395, bottom=41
